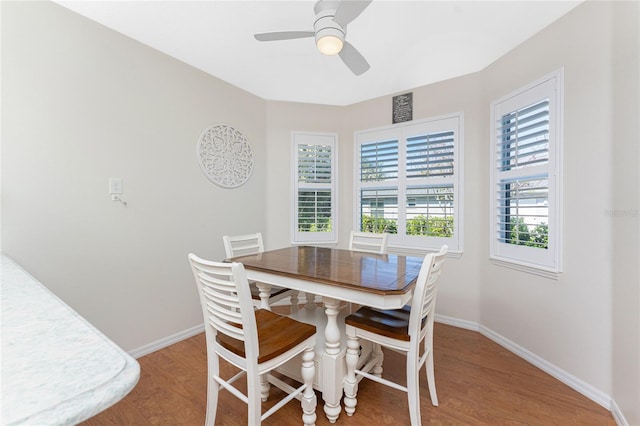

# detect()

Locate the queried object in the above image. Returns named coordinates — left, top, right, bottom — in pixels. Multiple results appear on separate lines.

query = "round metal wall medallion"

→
left=196, top=124, right=254, bottom=188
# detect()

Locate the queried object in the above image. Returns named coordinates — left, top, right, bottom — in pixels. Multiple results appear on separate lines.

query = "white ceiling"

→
left=55, top=1, right=581, bottom=106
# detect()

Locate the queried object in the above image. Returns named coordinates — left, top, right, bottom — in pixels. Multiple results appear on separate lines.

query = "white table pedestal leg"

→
left=255, top=282, right=272, bottom=311
left=290, top=291, right=299, bottom=313
left=372, top=343, right=384, bottom=377
left=301, top=347, right=317, bottom=426
left=343, top=334, right=359, bottom=416
left=304, top=292, right=316, bottom=310
left=321, top=296, right=342, bottom=423
left=255, top=282, right=273, bottom=400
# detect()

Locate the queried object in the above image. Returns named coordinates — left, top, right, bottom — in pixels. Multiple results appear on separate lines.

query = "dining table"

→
left=228, top=245, right=424, bottom=423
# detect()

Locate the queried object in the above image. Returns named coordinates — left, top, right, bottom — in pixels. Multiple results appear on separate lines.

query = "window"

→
left=292, top=132, right=337, bottom=244
left=355, top=114, right=463, bottom=253
left=490, top=70, right=563, bottom=275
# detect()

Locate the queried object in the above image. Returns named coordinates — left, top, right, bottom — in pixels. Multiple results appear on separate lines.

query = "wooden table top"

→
left=230, top=246, right=424, bottom=295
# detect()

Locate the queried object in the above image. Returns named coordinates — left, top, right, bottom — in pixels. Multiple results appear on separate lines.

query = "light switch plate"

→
left=109, top=178, right=122, bottom=194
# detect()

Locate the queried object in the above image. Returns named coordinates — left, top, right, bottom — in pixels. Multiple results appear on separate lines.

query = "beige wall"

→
left=342, top=73, right=485, bottom=324
left=480, top=5, right=639, bottom=422
left=264, top=101, right=345, bottom=250
left=2, top=1, right=638, bottom=424
left=1, top=1, right=267, bottom=350
left=611, top=1, right=640, bottom=424
left=480, top=0, right=615, bottom=396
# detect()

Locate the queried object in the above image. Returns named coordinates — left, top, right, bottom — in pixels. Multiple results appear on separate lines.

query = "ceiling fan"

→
left=254, top=0, right=372, bottom=76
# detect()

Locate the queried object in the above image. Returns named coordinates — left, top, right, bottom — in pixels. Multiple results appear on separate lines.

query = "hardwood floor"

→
left=83, top=320, right=615, bottom=425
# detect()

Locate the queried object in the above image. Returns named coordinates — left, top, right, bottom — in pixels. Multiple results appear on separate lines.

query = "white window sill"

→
left=388, top=245, right=463, bottom=260
left=489, top=258, right=560, bottom=280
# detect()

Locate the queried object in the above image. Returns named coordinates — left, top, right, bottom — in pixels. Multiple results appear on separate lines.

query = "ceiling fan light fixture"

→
left=254, top=0, right=371, bottom=75
left=314, top=8, right=345, bottom=56
left=317, top=34, right=344, bottom=55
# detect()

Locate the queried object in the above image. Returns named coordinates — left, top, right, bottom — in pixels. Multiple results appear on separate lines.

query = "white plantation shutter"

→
left=404, top=124, right=457, bottom=243
left=406, top=131, right=454, bottom=178
left=490, top=70, right=563, bottom=275
left=496, top=99, right=550, bottom=248
left=358, top=138, right=400, bottom=234
left=298, top=144, right=332, bottom=182
left=297, top=190, right=332, bottom=232
left=360, top=188, right=398, bottom=232
left=496, top=175, right=549, bottom=247
left=355, top=114, right=463, bottom=252
left=405, top=185, right=454, bottom=237
left=292, top=132, right=337, bottom=243
left=498, top=100, right=550, bottom=171
left=360, top=139, right=399, bottom=182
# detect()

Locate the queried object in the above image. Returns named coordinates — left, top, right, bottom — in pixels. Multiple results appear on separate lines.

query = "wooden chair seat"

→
left=218, top=309, right=316, bottom=364
left=346, top=305, right=428, bottom=342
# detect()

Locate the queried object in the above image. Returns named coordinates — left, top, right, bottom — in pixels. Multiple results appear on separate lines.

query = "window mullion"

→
left=397, top=130, right=408, bottom=236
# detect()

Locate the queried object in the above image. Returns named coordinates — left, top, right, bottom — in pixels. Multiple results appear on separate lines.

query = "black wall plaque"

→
left=392, top=92, right=413, bottom=124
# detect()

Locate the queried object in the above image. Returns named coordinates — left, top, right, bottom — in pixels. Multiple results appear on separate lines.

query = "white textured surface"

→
left=52, top=1, right=582, bottom=106
left=197, top=124, right=255, bottom=188
left=0, top=255, right=140, bottom=425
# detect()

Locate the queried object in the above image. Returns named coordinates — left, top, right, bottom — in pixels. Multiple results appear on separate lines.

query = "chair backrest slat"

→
left=409, top=246, right=448, bottom=337
left=189, top=254, right=259, bottom=359
left=349, top=231, right=389, bottom=254
left=199, top=273, right=243, bottom=319
left=205, top=298, right=241, bottom=323
left=202, top=287, right=241, bottom=309
left=223, top=232, right=264, bottom=258
left=208, top=316, right=244, bottom=341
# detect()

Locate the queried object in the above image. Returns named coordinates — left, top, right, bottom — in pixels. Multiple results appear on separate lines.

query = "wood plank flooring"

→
left=82, top=319, right=615, bottom=425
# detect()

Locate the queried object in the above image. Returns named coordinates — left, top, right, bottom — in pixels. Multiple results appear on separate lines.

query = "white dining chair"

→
left=349, top=231, right=389, bottom=254
left=223, top=232, right=298, bottom=310
left=342, top=245, right=448, bottom=426
left=345, top=230, right=389, bottom=312
left=188, top=253, right=317, bottom=426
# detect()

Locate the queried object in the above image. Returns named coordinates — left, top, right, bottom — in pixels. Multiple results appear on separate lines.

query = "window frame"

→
left=489, top=69, right=564, bottom=277
left=354, top=113, right=464, bottom=255
left=291, top=131, right=338, bottom=245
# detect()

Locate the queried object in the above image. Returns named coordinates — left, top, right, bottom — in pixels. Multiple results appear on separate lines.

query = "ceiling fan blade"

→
left=339, top=41, right=370, bottom=76
left=254, top=31, right=315, bottom=42
left=333, top=0, right=372, bottom=27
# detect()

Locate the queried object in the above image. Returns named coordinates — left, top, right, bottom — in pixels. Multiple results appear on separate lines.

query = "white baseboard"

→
left=477, top=324, right=612, bottom=410
left=128, top=323, right=204, bottom=359
left=434, top=313, right=480, bottom=331
left=610, top=398, right=629, bottom=426
left=434, top=315, right=614, bottom=413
